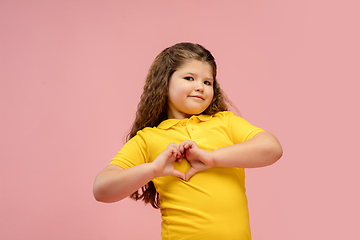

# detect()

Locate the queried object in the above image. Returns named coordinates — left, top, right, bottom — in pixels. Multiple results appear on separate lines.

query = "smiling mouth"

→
left=189, top=95, right=204, bottom=100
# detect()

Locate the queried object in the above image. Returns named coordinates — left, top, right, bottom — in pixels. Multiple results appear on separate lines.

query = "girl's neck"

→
left=167, top=112, right=192, bottom=120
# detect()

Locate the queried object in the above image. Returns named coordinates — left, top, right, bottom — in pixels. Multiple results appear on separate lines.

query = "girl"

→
left=93, top=42, right=283, bottom=240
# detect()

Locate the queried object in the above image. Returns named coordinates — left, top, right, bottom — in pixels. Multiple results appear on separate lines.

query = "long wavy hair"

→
left=128, top=42, right=229, bottom=208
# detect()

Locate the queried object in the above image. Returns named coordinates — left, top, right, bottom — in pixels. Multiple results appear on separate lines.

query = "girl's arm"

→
left=210, top=132, right=283, bottom=168
left=179, top=132, right=283, bottom=181
left=93, top=143, right=185, bottom=203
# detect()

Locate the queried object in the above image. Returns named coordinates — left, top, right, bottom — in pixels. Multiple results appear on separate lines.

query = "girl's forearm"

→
left=93, top=163, right=156, bottom=203
left=211, top=132, right=283, bottom=168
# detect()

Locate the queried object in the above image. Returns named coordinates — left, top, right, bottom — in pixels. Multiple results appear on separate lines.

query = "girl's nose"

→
left=195, top=83, right=204, bottom=92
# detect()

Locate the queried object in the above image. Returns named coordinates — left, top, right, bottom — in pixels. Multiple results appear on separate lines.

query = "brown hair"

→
left=128, top=42, right=228, bottom=208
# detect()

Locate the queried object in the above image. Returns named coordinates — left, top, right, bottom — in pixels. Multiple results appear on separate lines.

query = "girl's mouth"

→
left=189, top=95, right=204, bottom=100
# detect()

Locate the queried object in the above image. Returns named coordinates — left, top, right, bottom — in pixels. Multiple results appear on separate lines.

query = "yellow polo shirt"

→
left=110, top=111, right=264, bottom=240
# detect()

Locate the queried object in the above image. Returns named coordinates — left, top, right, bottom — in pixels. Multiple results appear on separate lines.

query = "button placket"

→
left=179, top=119, right=191, bottom=139
left=187, top=119, right=196, bottom=140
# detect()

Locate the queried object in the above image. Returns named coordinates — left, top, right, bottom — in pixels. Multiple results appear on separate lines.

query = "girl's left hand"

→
left=178, top=140, right=214, bottom=181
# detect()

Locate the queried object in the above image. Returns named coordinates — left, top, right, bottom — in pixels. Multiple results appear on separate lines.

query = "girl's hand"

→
left=178, top=140, right=214, bottom=181
left=151, top=143, right=185, bottom=180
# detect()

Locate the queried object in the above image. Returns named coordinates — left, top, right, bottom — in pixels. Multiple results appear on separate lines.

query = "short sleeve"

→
left=225, top=111, right=265, bottom=144
left=109, top=130, right=149, bottom=169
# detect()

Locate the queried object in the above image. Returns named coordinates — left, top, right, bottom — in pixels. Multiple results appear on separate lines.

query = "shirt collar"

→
left=157, top=114, right=213, bottom=130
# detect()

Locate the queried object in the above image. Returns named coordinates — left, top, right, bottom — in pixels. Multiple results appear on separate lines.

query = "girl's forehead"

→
left=176, top=59, right=213, bottom=72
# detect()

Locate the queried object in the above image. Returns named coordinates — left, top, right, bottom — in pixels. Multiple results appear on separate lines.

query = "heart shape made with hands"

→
left=174, top=140, right=213, bottom=181
left=172, top=157, right=209, bottom=182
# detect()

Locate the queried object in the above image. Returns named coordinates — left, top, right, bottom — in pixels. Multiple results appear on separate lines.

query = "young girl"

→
left=93, top=42, right=283, bottom=240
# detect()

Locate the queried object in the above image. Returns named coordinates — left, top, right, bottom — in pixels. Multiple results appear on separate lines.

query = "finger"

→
left=184, top=141, right=192, bottom=148
left=172, top=150, right=179, bottom=159
left=180, top=140, right=191, bottom=148
left=178, top=142, right=184, bottom=151
left=185, top=167, right=198, bottom=181
left=176, top=157, right=183, bottom=163
left=167, top=146, right=177, bottom=158
left=170, top=146, right=181, bottom=159
left=176, top=150, right=182, bottom=159
left=172, top=170, right=185, bottom=180
left=186, top=141, right=195, bottom=150
left=178, top=141, right=188, bottom=153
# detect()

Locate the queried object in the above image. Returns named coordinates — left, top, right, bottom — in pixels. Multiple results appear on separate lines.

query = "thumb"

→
left=172, top=169, right=186, bottom=180
left=185, top=167, right=198, bottom=181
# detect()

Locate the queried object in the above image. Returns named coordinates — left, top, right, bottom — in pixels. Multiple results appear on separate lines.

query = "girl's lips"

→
left=189, top=95, right=204, bottom=100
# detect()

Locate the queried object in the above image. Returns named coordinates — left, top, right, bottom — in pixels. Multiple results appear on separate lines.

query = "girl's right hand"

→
left=151, top=143, right=185, bottom=180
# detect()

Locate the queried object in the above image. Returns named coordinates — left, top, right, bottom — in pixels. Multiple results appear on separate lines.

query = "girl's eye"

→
left=184, top=76, right=194, bottom=81
left=204, top=80, right=212, bottom=86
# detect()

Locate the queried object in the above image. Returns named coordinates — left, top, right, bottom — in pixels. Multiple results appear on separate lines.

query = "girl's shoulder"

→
left=211, top=111, right=255, bottom=127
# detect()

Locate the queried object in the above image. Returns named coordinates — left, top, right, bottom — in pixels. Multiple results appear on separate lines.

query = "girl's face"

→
left=167, top=59, right=214, bottom=119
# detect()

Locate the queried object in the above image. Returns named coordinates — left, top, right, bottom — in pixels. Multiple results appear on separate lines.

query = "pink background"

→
left=1, top=0, right=359, bottom=239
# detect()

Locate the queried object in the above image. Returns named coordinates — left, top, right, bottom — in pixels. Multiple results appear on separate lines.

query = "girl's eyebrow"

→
left=184, top=72, right=214, bottom=81
left=183, top=72, right=196, bottom=76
